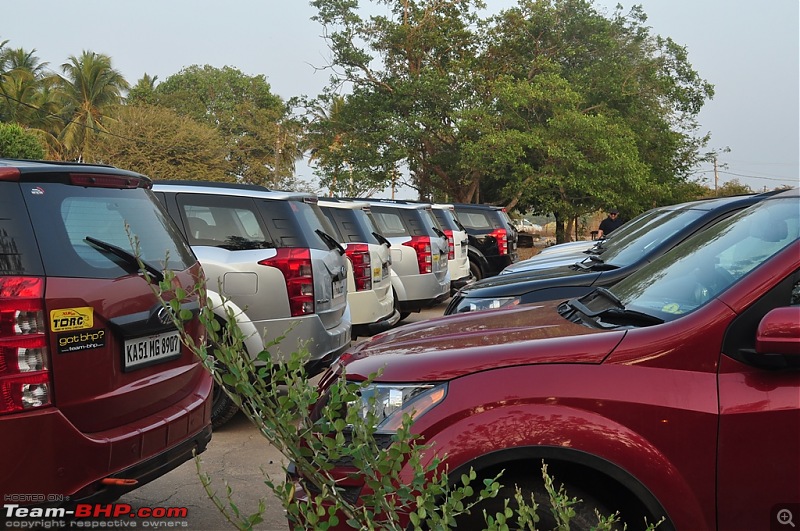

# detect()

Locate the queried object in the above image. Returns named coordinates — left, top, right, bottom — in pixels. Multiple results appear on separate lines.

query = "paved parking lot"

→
left=119, top=303, right=448, bottom=530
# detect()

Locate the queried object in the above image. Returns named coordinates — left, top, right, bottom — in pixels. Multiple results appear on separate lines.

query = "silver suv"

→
left=431, top=203, right=473, bottom=294
left=358, top=199, right=450, bottom=320
left=153, top=182, right=351, bottom=427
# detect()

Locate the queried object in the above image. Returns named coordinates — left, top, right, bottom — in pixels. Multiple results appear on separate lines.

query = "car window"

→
left=458, top=211, right=491, bottom=230
left=371, top=210, right=407, bottom=237
left=599, top=208, right=706, bottom=267
left=610, top=197, right=799, bottom=322
left=23, top=184, right=194, bottom=279
left=179, top=195, right=274, bottom=250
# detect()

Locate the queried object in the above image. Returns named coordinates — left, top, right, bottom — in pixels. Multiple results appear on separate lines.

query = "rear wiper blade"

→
left=85, top=236, right=164, bottom=282
left=372, top=231, right=392, bottom=248
left=315, top=229, right=346, bottom=255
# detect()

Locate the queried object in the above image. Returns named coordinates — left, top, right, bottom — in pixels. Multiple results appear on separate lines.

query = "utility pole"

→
left=713, top=155, right=719, bottom=196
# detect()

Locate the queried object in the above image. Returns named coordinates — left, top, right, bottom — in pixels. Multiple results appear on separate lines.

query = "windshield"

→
left=597, top=207, right=706, bottom=267
left=607, top=196, right=798, bottom=323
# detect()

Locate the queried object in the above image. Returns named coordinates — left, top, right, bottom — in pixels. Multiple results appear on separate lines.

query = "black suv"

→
left=453, top=203, right=519, bottom=280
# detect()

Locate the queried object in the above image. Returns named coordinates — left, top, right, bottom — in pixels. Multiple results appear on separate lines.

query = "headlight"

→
left=454, top=296, right=521, bottom=313
left=356, top=383, right=447, bottom=433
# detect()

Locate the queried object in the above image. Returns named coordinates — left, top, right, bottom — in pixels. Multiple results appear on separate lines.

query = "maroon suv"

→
left=290, top=189, right=799, bottom=530
left=0, top=160, right=212, bottom=507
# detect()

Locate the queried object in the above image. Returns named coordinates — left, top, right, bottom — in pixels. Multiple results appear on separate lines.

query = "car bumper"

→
left=353, top=308, right=402, bottom=337
left=251, top=313, right=352, bottom=366
left=0, top=373, right=212, bottom=500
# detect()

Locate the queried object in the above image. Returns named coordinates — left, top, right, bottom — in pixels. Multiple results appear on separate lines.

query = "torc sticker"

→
left=50, top=307, right=94, bottom=332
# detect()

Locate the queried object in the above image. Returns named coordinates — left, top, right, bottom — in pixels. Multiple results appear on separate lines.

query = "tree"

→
left=57, top=50, right=129, bottom=162
left=92, top=104, right=231, bottom=181
left=307, top=0, right=715, bottom=241
left=0, top=122, right=45, bottom=159
left=0, top=46, right=63, bottom=157
left=127, top=73, right=159, bottom=105
left=149, top=65, right=302, bottom=188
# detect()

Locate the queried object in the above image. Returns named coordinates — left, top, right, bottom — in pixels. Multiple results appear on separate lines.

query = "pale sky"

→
left=4, top=0, right=798, bottom=195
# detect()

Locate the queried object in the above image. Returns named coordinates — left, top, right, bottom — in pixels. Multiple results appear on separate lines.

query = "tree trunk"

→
left=553, top=212, right=568, bottom=244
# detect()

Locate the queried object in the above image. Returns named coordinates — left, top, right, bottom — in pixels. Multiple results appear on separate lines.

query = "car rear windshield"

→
left=175, top=193, right=335, bottom=251
left=370, top=205, right=440, bottom=238
left=457, top=208, right=506, bottom=231
left=320, top=206, right=381, bottom=245
left=433, top=208, right=462, bottom=232
left=21, top=183, right=195, bottom=279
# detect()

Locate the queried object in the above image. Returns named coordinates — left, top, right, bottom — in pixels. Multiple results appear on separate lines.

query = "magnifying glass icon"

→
left=778, top=508, right=796, bottom=527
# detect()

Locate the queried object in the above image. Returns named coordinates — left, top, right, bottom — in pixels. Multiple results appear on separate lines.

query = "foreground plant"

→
left=142, top=246, right=659, bottom=530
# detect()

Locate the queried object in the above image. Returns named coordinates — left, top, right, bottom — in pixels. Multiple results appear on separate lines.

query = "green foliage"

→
left=149, top=65, right=302, bottom=188
left=0, top=122, right=45, bottom=158
left=92, top=104, right=231, bottom=181
left=305, top=0, right=715, bottom=241
left=57, top=50, right=129, bottom=161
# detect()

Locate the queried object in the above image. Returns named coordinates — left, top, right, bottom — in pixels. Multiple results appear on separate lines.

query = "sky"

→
left=3, top=0, right=798, bottom=196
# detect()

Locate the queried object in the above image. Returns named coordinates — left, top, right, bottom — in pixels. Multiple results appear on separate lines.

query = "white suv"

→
left=153, top=182, right=351, bottom=427
left=359, top=200, right=451, bottom=320
left=318, top=199, right=400, bottom=337
left=431, top=203, right=472, bottom=294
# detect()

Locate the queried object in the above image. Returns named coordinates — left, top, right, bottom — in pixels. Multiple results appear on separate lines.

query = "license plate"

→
left=381, top=263, right=390, bottom=280
left=124, top=330, right=182, bottom=371
left=333, top=278, right=346, bottom=298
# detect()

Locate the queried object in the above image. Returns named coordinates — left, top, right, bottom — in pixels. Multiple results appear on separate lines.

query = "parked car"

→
left=430, top=203, right=472, bottom=293
left=318, top=199, right=400, bottom=337
left=153, top=181, right=351, bottom=427
left=289, top=187, right=799, bottom=530
left=446, top=192, right=779, bottom=314
left=0, top=159, right=212, bottom=506
left=352, top=199, right=450, bottom=320
left=452, top=203, right=519, bottom=280
left=501, top=202, right=695, bottom=275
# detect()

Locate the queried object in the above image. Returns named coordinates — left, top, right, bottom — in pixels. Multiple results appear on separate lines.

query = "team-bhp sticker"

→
left=57, top=329, right=106, bottom=354
left=50, top=307, right=94, bottom=332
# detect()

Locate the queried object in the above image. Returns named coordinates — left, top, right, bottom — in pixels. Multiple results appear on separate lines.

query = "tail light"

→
left=346, top=244, right=372, bottom=292
left=259, top=248, right=314, bottom=316
left=490, top=228, right=508, bottom=255
left=443, top=230, right=455, bottom=260
left=0, top=277, right=51, bottom=415
left=403, top=236, right=433, bottom=274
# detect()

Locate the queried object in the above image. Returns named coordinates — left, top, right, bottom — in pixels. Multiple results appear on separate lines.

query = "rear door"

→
left=19, top=179, right=204, bottom=433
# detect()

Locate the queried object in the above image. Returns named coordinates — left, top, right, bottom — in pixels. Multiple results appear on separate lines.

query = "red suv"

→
left=291, top=189, right=799, bottom=530
left=0, top=160, right=211, bottom=508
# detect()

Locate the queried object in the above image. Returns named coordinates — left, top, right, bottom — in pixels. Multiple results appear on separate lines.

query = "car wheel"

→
left=469, top=260, right=483, bottom=282
left=207, top=320, right=241, bottom=429
left=452, top=475, right=616, bottom=531
left=211, top=380, right=240, bottom=429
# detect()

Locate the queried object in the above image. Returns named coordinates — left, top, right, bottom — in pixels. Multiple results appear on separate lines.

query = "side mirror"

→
left=756, top=307, right=800, bottom=356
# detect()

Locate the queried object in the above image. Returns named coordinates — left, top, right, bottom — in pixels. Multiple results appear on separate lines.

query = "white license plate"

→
left=333, top=278, right=346, bottom=298
left=124, top=330, right=182, bottom=370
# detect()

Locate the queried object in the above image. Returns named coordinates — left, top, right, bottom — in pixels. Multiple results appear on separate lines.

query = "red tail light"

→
left=443, top=230, right=455, bottom=260
left=346, top=244, right=372, bottom=292
left=490, top=228, right=508, bottom=255
left=403, top=236, right=433, bottom=274
left=259, top=249, right=315, bottom=316
left=0, top=277, right=51, bottom=415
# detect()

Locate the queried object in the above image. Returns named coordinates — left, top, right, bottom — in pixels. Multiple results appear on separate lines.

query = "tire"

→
left=469, top=259, right=483, bottom=282
left=453, top=475, right=615, bottom=531
left=394, top=289, right=411, bottom=321
left=207, top=319, right=241, bottom=429
left=210, top=380, right=240, bottom=429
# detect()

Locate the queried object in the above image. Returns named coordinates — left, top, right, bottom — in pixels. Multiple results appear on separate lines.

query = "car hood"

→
left=459, top=264, right=600, bottom=298
left=339, top=300, right=625, bottom=382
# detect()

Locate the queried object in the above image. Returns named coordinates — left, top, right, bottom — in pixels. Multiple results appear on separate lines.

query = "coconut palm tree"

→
left=57, top=50, right=129, bottom=161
